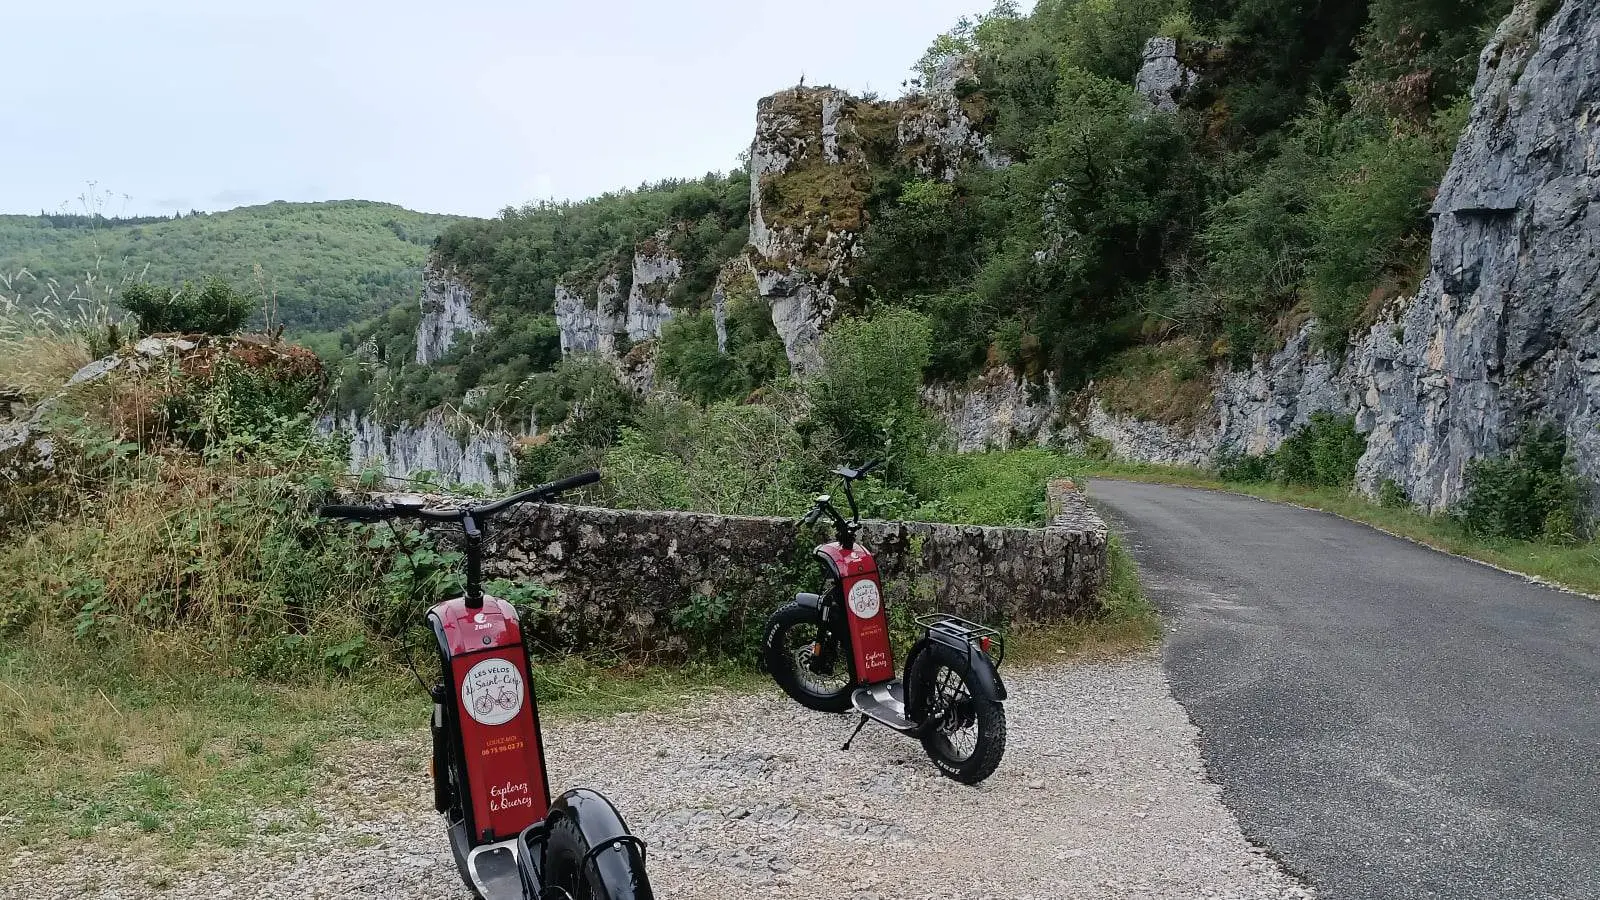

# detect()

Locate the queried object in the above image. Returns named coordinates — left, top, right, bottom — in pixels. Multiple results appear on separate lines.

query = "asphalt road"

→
left=1088, top=479, right=1600, bottom=900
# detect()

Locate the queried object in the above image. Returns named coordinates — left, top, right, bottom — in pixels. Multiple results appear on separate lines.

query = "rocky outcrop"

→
left=329, top=409, right=517, bottom=489
left=925, top=367, right=1069, bottom=452
left=1134, top=37, right=1197, bottom=112
left=748, top=88, right=872, bottom=373
left=899, top=55, right=1010, bottom=181
left=749, top=77, right=1008, bottom=372
left=625, top=232, right=681, bottom=341
left=1212, top=322, right=1362, bottom=457
left=556, top=229, right=685, bottom=363
left=1352, top=0, right=1600, bottom=511
left=1085, top=399, right=1218, bottom=468
left=555, top=274, right=624, bottom=357
left=415, top=264, right=488, bottom=365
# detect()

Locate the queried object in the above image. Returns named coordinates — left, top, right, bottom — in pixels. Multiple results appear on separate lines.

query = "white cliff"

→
left=415, top=264, right=488, bottom=365
left=327, top=409, right=517, bottom=490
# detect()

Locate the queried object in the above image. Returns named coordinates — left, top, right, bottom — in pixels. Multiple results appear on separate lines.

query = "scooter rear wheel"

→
left=763, top=601, right=853, bottom=713
left=542, top=813, right=653, bottom=900
left=909, top=642, right=1006, bottom=785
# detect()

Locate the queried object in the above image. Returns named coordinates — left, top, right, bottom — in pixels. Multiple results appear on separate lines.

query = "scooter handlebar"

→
left=317, top=504, right=392, bottom=523
left=318, top=470, right=603, bottom=525
left=538, top=469, right=602, bottom=499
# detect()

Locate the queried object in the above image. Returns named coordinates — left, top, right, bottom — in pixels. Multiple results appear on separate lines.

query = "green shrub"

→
left=119, top=276, right=254, bottom=336
left=809, top=309, right=936, bottom=480
left=513, top=357, right=638, bottom=487
left=1216, top=414, right=1366, bottom=488
left=669, top=592, right=762, bottom=664
left=1460, top=425, right=1586, bottom=542
left=655, top=290, right=786, bottom=405
left=1216, top=451, right=1273, bottom=483
left=1304, top=130, right=1445, bottom=336
left=604, top=394, right=812, bottom=516
left=1377, top=478, right=1410, bottom=509
left=909, top=448, right=1068, bottom=526
left=1271, top=413, right=1366, bottom=487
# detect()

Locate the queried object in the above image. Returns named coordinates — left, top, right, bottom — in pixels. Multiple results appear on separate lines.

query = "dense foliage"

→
left=1460, top=425, right=1586, bottom=541
left=1216, top=413, right=1367, bottom=488
left=0, top=200, right=463, bottom=332
left=119, top=276, right=253, bottom=336
left=434, top=172, right=749, bottom=315
left=863, top=0, right=1510, bottom=387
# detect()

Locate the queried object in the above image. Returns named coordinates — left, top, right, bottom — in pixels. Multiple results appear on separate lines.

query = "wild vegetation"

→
left=0, top=199, right=463, bottom=332
left=0, top=284, right=1140, bottom=850
left=859, top=0, right=1507, bottom=386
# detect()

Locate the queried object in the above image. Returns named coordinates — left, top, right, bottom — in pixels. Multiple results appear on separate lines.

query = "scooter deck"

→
left=851, top=680, right=916, bottom=733
left=467, top=838, right=523, bottom=900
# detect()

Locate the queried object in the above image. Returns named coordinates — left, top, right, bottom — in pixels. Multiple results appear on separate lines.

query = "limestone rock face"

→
left=924, top=367, right=1070, bottom=452
left=1085, top=399, right=1218, bottom=468
left=1134, top=37, right=1197, bottom=112
left=415, top=264, right=488, bottom=365
left=1353, top=0, right=1600, bottom=511
left=898, top=55, right=1011, bottom=182
left=1082, top=0, right=1600, bottom=513
left=1213, top=322, right=1362, bottom=457
left=556, top=228, right=685, bottom=364
left=556, top=274, right=625, bottom=357
left=625, top=231, right=682, bottom=343
left=328, top=409, right=516, bottom=490
left=748, top=88, right=870, bottom=373
left=748, top=76, right=1008, bottom=372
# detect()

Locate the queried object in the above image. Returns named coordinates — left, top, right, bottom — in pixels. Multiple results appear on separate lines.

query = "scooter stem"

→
left=462, top=512, right=484, bottom=609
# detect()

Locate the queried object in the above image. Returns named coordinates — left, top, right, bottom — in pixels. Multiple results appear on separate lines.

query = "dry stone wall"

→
left=476, top=488, right=1108, bottom=659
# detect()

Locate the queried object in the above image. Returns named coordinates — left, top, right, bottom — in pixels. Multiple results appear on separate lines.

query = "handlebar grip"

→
left=857, top=459, right=883, bottom=477
left=318, top=504, right=389, bottom=522
left=540, top=470, right=601, bottom=499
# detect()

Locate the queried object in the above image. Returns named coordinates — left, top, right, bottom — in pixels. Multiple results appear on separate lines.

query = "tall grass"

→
left=0, top=269, right=121, bottom=400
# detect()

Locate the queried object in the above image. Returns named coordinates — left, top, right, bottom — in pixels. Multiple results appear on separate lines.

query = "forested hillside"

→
left=348, top=0, right=1509, bottom=397
left=0, top=200, right=465, bottom=331
left=324, top=0, right=1542, bottom=513
left=328, top=173, right=757, bottom=425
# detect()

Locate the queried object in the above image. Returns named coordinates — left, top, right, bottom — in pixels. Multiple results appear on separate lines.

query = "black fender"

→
left=520, top=788, right=649, bottom=897
left=549, top=788, right=647, bottom=884
left=905, top=637, right=1008, bottom=709
left=548, top=786, right=638, bottom=847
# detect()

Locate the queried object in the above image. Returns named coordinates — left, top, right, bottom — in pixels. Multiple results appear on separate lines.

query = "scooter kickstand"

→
left=841, top=714, right=869, bottom=751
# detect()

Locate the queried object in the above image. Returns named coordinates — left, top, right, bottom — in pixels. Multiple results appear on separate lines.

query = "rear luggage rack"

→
left=915, top=613, right=1005, bottom=665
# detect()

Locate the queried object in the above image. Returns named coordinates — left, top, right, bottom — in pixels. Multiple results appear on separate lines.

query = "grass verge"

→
left=1008, top=534, right=1161, bottom=664
left=1071, top=459, right=1600, bottom=596
left=0, top=629, right=761, bottom=857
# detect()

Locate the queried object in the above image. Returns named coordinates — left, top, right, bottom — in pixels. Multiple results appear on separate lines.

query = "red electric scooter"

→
left=762, top=462, right=1008, bottom=784
left=320, top=471, right=652, bottom=900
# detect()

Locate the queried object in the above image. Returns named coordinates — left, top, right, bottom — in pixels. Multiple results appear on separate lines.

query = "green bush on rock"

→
left=1460, top=424, right=1586, bottom=542
left=119, top=276, right=254, bottom=336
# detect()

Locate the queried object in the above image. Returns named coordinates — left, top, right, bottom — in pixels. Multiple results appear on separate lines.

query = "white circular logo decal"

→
left=461, top=658, right=525, bottom=726
left=848, top=580, right=882, bottom=619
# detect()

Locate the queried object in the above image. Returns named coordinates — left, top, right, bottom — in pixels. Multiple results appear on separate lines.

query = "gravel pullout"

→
left=5, top=658, right=1311, bottom=900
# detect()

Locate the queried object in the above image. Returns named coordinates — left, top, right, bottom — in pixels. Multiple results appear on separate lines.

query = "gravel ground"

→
left=5, top=657, right=1313, bottom=900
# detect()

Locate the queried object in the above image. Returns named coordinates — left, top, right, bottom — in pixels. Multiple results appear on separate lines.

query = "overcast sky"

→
left=8, top=0, right=1011, bottom=219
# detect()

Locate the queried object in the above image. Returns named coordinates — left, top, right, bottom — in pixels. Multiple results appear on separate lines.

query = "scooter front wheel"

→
left=909, top=642, right=1006, bottom=784
left=542, top=812, right=653, bottom=900
left=763, top=601, right=853, bottom=713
